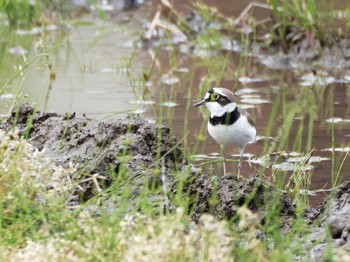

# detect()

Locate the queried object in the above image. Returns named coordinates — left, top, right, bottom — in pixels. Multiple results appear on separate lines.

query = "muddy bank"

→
left=3, top=104, right=183, bottom=174
left=146, top=2, right=350, bottom=75
left=1, top=104, right=350, bottom=260
left=1, top=104, right=296, bottom=220
left=307, top=182, right=350, bottom=260
left=2, top=103, right=183, bottom=204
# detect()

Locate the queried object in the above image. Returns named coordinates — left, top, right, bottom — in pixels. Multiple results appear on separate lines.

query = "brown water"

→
left=1, top=1, right=349, bottom=205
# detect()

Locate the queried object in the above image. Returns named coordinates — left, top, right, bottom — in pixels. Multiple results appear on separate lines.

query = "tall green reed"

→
left=269, top=0, right=337, bottom=47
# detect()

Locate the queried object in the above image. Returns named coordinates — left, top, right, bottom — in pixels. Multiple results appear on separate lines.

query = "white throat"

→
left=205, top=102, right=237, bottom=117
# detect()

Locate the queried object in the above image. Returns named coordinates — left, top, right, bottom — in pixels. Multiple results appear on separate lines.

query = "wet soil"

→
left=2, top=103, right=183, bottom=204
left=307, top=182, right=350, bottom=260
left=177, top=4, right=350, bottom=72
left=2, top=104, right=350, bottom=260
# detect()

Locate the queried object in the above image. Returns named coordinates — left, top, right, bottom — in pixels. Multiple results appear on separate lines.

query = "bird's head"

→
left=194, top=87, right=237, bottom=116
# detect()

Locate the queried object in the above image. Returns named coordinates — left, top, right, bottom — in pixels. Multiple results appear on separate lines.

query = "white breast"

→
left=207, top=115, right=256, bottom=149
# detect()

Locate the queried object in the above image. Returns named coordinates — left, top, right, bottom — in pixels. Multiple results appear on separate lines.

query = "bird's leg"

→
left=220, top=145, right=227, bottom=175
left=237, top=147, right=245, bottom=179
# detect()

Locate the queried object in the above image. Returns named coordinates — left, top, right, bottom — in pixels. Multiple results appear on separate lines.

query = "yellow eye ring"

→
left=211, top=93, right=219, bottom=100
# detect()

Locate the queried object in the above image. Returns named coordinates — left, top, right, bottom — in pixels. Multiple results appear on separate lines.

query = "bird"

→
left=194, top=87, right=256, bottom=176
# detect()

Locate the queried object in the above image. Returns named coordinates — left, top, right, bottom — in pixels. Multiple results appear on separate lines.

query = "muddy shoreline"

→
left=1, top=104, right=350, bottom=259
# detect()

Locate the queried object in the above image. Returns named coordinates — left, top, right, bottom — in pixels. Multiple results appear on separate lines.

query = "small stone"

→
left=334, top=238, right=346, bottom=248
left=328, top=217, right=346, bottom=239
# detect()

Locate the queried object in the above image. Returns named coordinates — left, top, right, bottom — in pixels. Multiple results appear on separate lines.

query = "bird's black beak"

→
left=194, top=100, right=206, bottom=107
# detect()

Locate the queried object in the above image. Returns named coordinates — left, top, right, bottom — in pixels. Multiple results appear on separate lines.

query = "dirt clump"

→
left=3, top=104, right=183, bottom=174
left=306, top=182, right=350, bottom=260
left=2, top=104, right=183, bottom=205
left=2, top=104, right=296, bottom=221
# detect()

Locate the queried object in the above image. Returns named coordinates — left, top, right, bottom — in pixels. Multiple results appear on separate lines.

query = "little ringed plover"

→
left=194, top=87, right=256, bottom=175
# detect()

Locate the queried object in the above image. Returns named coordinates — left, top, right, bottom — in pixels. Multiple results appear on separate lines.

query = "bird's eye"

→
left=211, top=93, right=219, bottom=100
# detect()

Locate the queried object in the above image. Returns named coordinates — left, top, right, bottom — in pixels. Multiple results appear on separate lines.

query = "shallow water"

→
left=1, top=0, right=350, bottom=205
left=0, top=12, right=144, bottom=118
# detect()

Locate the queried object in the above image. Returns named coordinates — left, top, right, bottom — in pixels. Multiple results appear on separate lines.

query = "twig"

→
left=143, top=9, right=161, bottom=40
left=232, top=2, right=282, bottom=26
left=158, top=0, right=197, bottom=40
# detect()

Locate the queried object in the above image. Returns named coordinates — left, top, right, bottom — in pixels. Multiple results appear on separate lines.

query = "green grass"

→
left=0, top=0, right=87, bottom=28
left=0, top=0, right=42, bottom=27
left=269, top=0, right=339, bottom=48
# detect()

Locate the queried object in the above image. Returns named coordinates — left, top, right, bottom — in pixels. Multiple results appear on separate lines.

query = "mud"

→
left=184, top=172, right=296, bottom=225
left=2, top=104, right=297, bottom=220
left=153, top=3, right=350, bottom=73
left=2, top=104, right=183, bottom=205
left=254, top=36, right=350, bottom=72
left=4, top=104, right=183, bottom=173
left=2, top=104, right=350, bottom=260
left=307, top=182, right=350, bottom=260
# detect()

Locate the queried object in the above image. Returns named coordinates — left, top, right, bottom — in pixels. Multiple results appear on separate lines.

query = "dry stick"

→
left=155, top=20, right=183, bottom=35
left=92, top=176, right=102, bottom=193
left=158, top=0, right=197, bottom=40
left=143, top=9, right=161, bottom=40
left=144, top=5, right=182, bottom=41
left=232, top=2, right=282, bottom=26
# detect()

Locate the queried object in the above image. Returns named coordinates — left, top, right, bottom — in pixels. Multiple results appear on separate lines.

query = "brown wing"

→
left=238, top=108, right=256, bottom=126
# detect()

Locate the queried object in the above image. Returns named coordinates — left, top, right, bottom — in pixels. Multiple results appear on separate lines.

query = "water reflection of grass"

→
left=260, top=72, right=349, bottom=204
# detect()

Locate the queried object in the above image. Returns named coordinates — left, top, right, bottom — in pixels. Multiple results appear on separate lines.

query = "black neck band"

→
left=209, top=108, right=240, bottom=126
